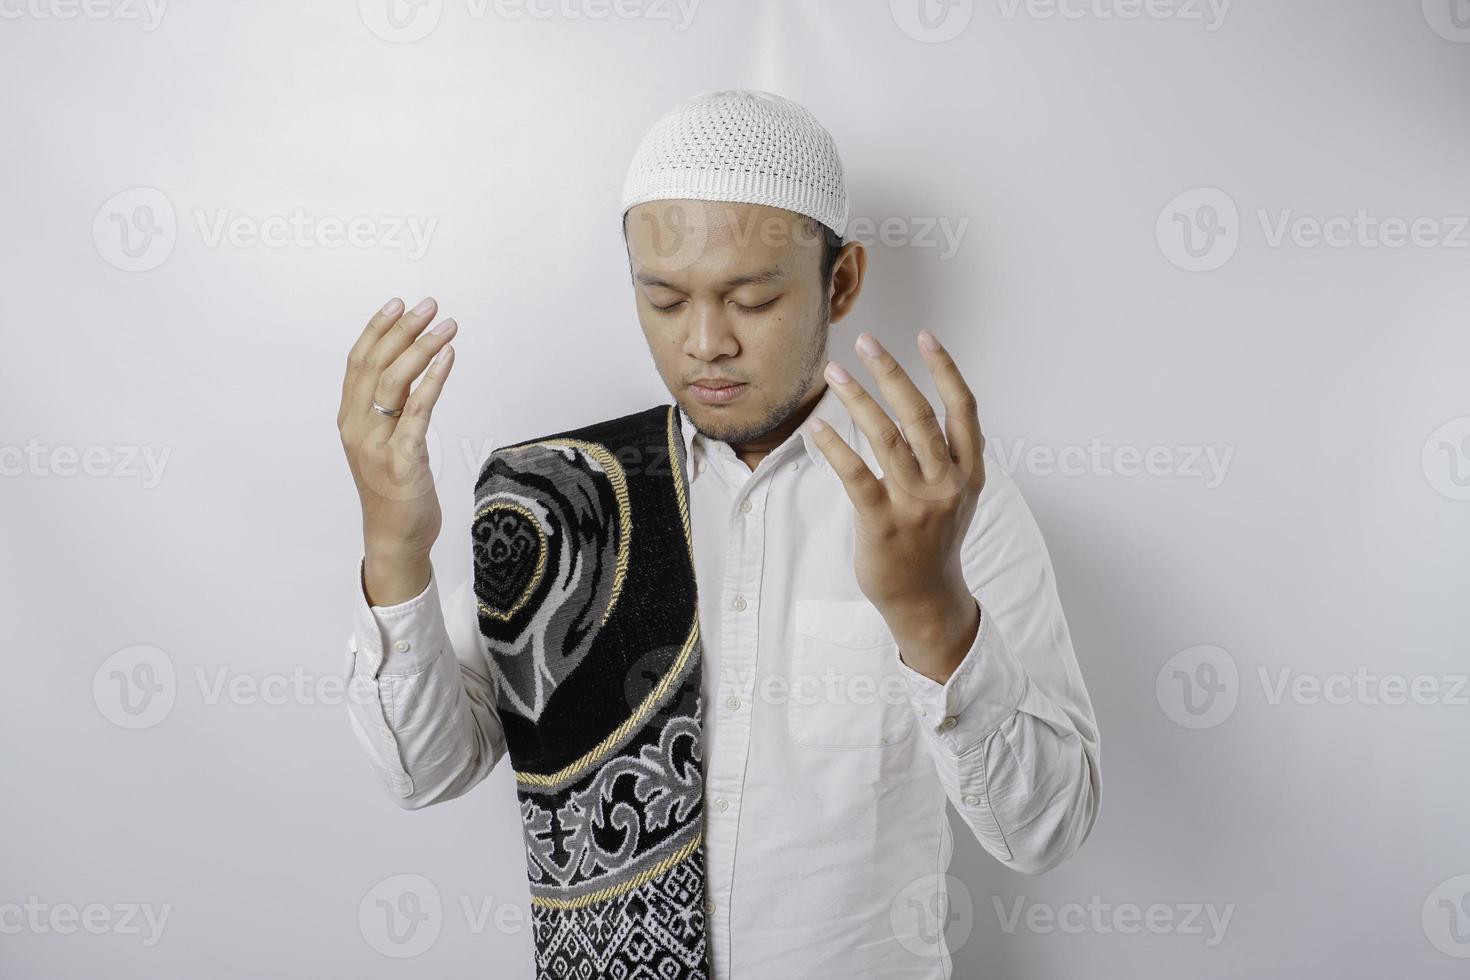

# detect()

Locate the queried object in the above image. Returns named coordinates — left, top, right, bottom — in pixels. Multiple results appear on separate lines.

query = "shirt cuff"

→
left=894, top=599, right=1029, bottom=754
left=347, top=555, right=448, bottom=679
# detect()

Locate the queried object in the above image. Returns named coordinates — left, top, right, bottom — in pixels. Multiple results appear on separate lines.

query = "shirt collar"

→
left=675, top=382, right=852, bottom=485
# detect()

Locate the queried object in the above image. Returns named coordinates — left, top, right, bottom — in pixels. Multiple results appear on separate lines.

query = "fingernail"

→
left=811, top=419, right=828, bottom=433
left=856, top=333, right=882, bottom=357
left=430, top=317, right=456, bottom=335
left=412, top=296, right=436, bottom=315
left=918, top=329, right=940, bottom=352
left=380, top=298, right=403, bottom=317
left=431, top=344, right=452, bottom=367
left=825, top=361, right=851, bottom=384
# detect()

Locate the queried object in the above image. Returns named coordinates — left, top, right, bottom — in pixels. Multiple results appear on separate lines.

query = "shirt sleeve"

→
left=345, top=554, right=508, bottom=808
left=892, top=466, right=1102, bottom=875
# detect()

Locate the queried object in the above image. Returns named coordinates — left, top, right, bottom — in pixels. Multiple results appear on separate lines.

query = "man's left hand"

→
left=809, top=329, right=987, bottom=683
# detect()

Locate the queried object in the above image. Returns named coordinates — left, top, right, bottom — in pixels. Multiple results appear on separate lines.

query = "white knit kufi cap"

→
left=620, top=89, right=849, bottom=241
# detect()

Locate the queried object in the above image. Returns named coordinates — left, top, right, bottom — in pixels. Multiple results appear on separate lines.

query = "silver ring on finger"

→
left=370, top=399, right=404, bottom=418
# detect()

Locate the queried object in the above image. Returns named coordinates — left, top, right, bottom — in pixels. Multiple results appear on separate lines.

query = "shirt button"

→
left=715, top=798, right=730, bottom=812
left=739, top=498, right=752, bottom=513
left=963, top=794, right=982, bottom=807
left=697, top=461, right=707, bottom=473
left=914, top=705, right=927, bottom=717
left=788, top=460, right=799, bottom=471
left=732, top=595, right=747, bottom=611
left=393, top=640, right=410, bottom=653
left=938, top=715, right=958, bottom=732
left=725, top=695, right=741, bottom=710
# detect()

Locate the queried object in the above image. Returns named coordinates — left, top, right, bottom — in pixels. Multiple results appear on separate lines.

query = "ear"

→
left=828, top=241, right=868, bottom=324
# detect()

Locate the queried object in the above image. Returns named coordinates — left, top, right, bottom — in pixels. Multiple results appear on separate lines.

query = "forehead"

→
left=624, top=199, right=821, bottom=287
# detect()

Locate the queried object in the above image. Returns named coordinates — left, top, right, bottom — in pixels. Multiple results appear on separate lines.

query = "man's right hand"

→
left=337, top=296, right=458, bottom=605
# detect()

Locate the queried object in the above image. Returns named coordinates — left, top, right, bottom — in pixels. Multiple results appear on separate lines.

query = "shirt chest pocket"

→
left=786, top=599, right=916, bottom=749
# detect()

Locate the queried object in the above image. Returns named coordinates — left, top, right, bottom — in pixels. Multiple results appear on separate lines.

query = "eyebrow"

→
left=634, top=265, right=789, bottom=291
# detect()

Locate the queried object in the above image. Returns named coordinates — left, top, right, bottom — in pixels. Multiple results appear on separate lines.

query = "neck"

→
left=732, top=383, right=826, bottom=471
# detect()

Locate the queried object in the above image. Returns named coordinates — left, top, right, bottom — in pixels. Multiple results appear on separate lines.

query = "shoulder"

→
left=474, top=403, right=675, bottom=488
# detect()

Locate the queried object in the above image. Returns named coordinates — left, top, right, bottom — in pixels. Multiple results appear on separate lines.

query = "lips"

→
left=690, top=380, right=748, bottom=404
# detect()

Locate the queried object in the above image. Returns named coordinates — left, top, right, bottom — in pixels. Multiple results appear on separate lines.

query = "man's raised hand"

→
left=337, top=297, right=457, bottom=601
left=807, top=328, right=985, bottom=629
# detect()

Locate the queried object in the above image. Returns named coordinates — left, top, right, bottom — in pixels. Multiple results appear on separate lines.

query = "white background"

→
left=2, top=1, right=1467, bottom=977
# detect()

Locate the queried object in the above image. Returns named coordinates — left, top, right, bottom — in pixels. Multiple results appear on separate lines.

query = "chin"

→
left=678, top=396, right=748, bottom=439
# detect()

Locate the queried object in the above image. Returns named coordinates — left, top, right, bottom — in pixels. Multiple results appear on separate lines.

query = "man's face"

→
left=624, top=200, right=832, bottom=447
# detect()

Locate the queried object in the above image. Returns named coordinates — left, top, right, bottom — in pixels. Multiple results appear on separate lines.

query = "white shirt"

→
left=345, top=382, right=1101, bottom=979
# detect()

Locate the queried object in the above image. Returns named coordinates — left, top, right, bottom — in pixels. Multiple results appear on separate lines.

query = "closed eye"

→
left=736, top=298, right=779, bottom=313
left=650, top=298, right=778, bottom=314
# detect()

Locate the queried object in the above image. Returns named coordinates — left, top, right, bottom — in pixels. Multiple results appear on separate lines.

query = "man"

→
left=337, top=90, right=1100, bottom=979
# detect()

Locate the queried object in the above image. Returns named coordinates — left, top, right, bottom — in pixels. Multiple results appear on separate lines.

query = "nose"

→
left=683, top=301, right=739, bottom=362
